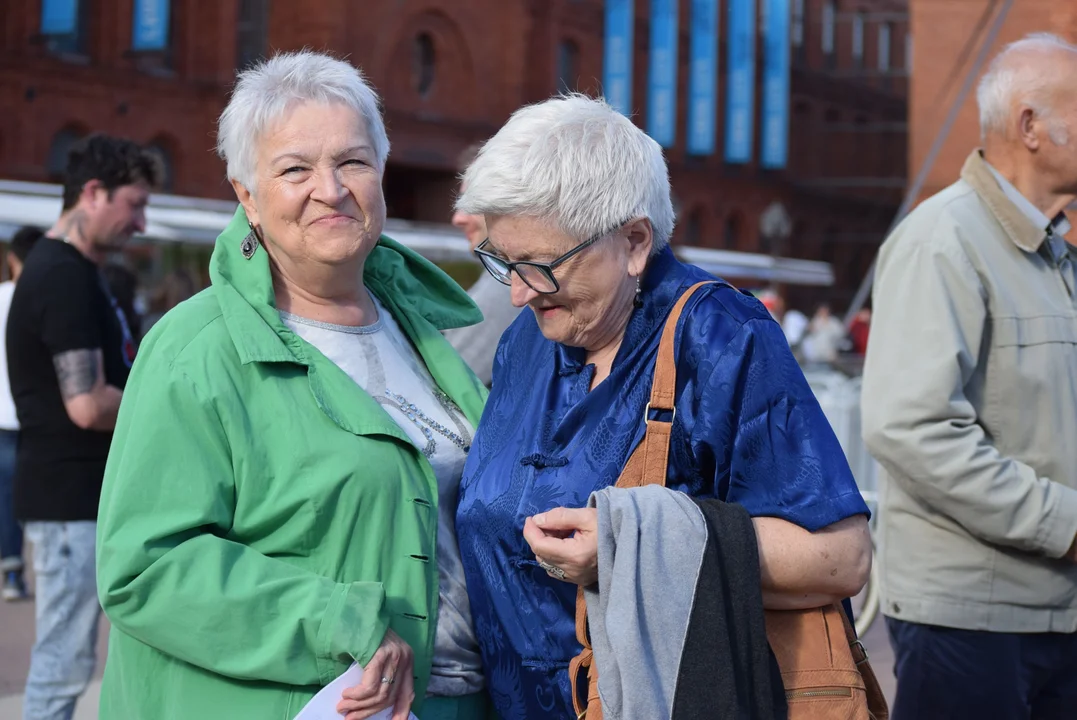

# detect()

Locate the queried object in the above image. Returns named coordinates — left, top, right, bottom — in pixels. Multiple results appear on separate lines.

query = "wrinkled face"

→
left=484, top=215, right=651, bottom=351
left=236, top=101, right=386, bottom=271
left=80, top=182, right=150, bottom=252
left=1025, top=56, right=1077, bottom=196
left=1041, top=87, right=1077, bottom=195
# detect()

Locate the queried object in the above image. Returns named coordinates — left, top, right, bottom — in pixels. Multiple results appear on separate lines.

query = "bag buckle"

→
left=644, top=401, right=676, bottom=424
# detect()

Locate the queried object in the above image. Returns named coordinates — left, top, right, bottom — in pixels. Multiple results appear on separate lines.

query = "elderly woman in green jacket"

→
left=96, top=51, right=490, bottom=720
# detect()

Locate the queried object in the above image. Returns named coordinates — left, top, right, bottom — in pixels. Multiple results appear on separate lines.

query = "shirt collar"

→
left=984, top=161, right=1072, bottom=246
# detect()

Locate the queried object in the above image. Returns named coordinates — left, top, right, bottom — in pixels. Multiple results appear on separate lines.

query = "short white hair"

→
left=217, top=51, right=390, bottom=190
left=456, top=94, right=675, bottom=251
left=976, top=33, right=1077, bottom=141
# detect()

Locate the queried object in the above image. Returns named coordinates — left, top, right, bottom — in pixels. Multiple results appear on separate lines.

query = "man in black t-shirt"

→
left=7, top=134, right=157, bottom=720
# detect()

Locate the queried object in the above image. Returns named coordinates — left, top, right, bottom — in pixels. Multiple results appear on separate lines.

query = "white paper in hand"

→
left=293, top=662, right=418, bottom=720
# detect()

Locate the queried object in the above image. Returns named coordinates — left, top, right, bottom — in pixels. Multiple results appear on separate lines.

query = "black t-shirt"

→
left=8, top=238, right=135, bottom=521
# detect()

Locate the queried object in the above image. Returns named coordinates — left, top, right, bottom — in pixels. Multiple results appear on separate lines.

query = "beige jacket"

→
left=862, top=151, right=1077, bottom=633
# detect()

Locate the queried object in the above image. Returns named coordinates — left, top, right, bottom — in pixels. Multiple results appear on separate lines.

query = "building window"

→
left=821, top=1, right=835, bottom=56
left=413, top=33, right=436, bottom=97
left=905, top=32, right=913, bottom=74
left=683, top=208, right=703, bottom=246
left=878, top=23, right=892, bottom=73
left=792, top=0, right=805, bottom=47
left=46, top=127, right=86, bottom=182
left=852, top=13, right=864, bottom=67
left=131, top=0, right=177, bottom=73
left=556, top=39, right=580, bottom=93
left=236, top=0, right=270, bottom=70
left=723, top=214, right=742, bottom=250
left=41, top=0, right=90, bottom=56
left=146, top=140, right=175, bottom=193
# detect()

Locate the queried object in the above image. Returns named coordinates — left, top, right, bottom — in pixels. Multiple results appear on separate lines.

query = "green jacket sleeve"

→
left=96, top=352, right=389, bottom=686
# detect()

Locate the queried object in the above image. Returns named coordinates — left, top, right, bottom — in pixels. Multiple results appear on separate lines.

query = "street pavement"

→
left=0, top=586, right=897, bottom=720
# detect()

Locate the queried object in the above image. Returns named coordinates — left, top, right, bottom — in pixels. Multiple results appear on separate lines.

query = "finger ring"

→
left=381, top=676, right=394, bottom=685
left=538, top=559, right=567, bottom=580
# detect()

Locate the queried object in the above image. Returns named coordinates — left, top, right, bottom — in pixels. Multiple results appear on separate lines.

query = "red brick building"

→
left=0, top=0, right=910, bottom=307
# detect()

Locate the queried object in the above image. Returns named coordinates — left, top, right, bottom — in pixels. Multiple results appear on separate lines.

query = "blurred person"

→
left=0, top=226, right=43, bottom=601
left=800, top=303, right=846, bottom=364
left=443, top=142, right=522, bottom=386
left=141, top=267, right=196, bottom=334
left=454, top=94, right=871, bottom=719
left=847, top=307, right=871, bottom=356
left=757, top=288, right=808, bottom=352
left=102, top=263, right=142, bottom=342
left=862, top=33, right=1077, bottom=720
left=7, top=135, right=154, bottom=720
left=96, top=51, right=490, bottom=720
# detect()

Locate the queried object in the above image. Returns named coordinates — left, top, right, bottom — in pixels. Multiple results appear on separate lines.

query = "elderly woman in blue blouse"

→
left=454, top=94, right=873, bottom=720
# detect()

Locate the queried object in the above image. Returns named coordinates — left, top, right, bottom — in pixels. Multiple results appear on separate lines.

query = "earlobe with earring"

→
left=633, top=276, right=643, bottom=309
left=242, top=221, right=259, bottom=259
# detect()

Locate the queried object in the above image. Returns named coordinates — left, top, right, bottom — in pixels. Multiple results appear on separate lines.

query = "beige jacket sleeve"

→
left=862, top=233, right=1077, bottom=559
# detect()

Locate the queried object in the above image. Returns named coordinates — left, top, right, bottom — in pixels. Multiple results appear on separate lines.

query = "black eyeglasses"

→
left=474, top=219, right=630, bottom=294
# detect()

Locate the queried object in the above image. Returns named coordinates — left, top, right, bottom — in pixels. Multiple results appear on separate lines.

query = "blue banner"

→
left=132, top=0, right=170, bottom=52
left=603, top=0, right=635, bottom=116
left=646, top=0, right=679, bottom=147
left=724, top=0, right=756, bottom=163
left=762, top=0, right=791, bottom=168
left=687, top=0, right=719, bottom=155
left=41, top=0, right=78, bottom=35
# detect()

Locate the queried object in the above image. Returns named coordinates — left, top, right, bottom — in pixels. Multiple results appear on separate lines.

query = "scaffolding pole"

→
left=842, top=0, right=1015, bottom=327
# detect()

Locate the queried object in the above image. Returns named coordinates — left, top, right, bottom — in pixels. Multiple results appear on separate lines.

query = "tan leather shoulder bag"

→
left=568, top=281, right=889, bottom=720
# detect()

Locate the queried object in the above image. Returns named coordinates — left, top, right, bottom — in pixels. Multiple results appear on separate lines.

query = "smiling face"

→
left=484, top=215, right=653, bottom=352
left=233, top=100, right=386, bottom=273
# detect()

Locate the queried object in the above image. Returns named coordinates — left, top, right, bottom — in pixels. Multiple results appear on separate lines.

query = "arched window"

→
left=146, top=139, right=176, bottom=193
left=723, top=213, right=742, bottom=250
left=556, top=39, right=580, bottom=93
left=683, top=207, right=704, bottom=246
left=413, top=33, right=436, bottom=97
left=46, top=127, right=86, bottom=182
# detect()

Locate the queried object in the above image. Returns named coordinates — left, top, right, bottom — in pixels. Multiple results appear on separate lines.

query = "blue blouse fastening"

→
left=456, top=247, right=869, bottom=720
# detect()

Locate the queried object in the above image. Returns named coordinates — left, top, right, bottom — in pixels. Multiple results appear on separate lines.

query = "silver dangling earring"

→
left=633, top=276, right=643, bottom=309
left=241, top=221, right=258, bottom=259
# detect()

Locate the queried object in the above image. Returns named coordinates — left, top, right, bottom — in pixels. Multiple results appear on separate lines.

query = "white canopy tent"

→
left=0, top=179, right=834, bottom=286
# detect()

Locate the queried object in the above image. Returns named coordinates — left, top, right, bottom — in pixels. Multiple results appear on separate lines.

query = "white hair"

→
left=217, top=50, right=390, bottom=190
left=976, top=33, right=1077, bottom=142
left=456, top=94, right=675, bottom=251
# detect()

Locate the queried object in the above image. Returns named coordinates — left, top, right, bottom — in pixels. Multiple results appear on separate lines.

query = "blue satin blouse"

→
left=456, top=247, right=868, bottom=719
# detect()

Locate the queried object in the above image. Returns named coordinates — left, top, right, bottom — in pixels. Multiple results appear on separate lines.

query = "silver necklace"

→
left=379, top=389, right=472, bottom=457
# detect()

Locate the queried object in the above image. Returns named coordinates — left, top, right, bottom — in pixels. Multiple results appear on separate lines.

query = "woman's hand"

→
left=337, top=629, right=415, bottom=720
left=523, top=507, right=599, bottom=587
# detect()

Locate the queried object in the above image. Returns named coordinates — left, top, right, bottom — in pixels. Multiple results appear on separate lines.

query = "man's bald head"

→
left=977, top=33, right=1077, bottom=144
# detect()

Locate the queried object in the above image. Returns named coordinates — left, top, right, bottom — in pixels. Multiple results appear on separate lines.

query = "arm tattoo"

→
left=53, top=349, right=100, bottom=401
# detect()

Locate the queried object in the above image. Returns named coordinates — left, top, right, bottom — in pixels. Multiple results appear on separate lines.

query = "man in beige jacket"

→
left=863, top=33, right=1077, bottom=719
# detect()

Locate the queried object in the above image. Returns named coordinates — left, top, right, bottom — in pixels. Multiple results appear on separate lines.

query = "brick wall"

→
left=0, top=0, right=911, bottom=307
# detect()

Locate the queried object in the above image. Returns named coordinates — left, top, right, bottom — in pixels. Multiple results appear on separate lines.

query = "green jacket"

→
left=96, top=207, right=487, bottom=719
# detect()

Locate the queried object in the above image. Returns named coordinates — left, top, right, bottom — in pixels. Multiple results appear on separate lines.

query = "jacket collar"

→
left=961, top=150, right=1062, bottom=254
left=209, top=206, right=482, bottom=367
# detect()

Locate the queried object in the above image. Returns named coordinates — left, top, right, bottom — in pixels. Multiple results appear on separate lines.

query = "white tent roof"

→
left=0, top=179, right=833, bottom=286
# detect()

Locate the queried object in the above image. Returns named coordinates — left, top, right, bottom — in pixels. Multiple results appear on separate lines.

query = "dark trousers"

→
left=887, top=617, right=1077, bottom=720
left=0, top=429, right=22, bottom=569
